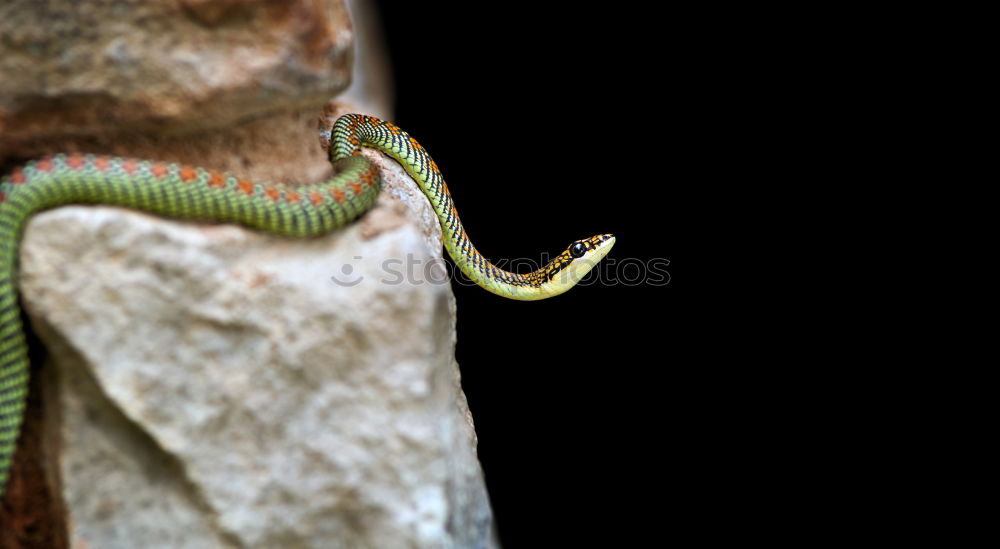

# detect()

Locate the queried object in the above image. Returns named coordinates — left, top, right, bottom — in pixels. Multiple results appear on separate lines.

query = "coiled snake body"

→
left=0, top=114, right=614, bottom=496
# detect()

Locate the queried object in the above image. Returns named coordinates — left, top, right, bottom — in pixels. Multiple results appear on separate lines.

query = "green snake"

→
left=0, top=113, right=614, bottom=497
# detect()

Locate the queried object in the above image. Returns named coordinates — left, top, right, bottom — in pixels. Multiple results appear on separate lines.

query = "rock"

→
left=0, top=0, right=353, bottom=150
left=18, top=154, right=497, bottom=548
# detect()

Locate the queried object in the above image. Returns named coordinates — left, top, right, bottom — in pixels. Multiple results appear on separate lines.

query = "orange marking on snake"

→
left=430, top=160, right=439, bottom=173
left=93, top=156, right=111, bottom=172
left=10, top=169, right=25, bottom=184
left=286, top=191, right=301, bottom=204
left=238, top=179, right=254, bottom=195
left=121, top=160, right=138, bottom=175
left=0, top=192, right=5, bottom=203
left=65, top=154, right=86, bottom=170
left=265, top=188, right=280, bottom=202
left=179, top=165, right=199, bottom=183
left=150, top=163, right=169, bottom=178
left=331, top=188, right=346, bottom=203
left=349, top=182, right=363, bottom=195
left=208, top=171, right=226, bottom=188
left=35, top=158, right=54, bottom=172
left=310, top=192, right=324, bottom=205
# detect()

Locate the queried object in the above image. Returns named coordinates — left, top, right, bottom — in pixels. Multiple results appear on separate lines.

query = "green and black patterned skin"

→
left=0, top=114, right=614, bottom=497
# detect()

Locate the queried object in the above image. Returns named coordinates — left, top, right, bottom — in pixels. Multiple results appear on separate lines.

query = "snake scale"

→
left=0, top=113, right=614, bottom=497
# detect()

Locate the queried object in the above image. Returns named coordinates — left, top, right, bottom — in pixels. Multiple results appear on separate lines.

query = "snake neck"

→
left=332, top=114, right=588, bottom=300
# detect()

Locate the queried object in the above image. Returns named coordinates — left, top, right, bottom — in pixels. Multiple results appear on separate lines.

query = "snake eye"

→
left=570, top=242, right=587, bottom=258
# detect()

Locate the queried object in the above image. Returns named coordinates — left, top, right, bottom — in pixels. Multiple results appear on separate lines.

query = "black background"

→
left=373, top=3, right=755, bottom=546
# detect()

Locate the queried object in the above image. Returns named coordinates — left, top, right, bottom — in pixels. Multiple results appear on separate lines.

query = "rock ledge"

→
left=18, top=155, right=496, bottom=549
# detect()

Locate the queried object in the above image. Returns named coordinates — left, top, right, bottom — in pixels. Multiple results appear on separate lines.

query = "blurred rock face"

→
left=0, top=0, right=353, bottom=145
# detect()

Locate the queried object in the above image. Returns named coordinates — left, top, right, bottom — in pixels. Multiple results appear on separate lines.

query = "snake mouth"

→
left=572, top=234, right=615, bottom=269
left=587, top=233, right=615, bottom=253
left=592, top=235, right=615, bottom=261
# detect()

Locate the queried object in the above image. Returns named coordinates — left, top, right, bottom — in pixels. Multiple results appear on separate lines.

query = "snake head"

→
left=535, top=233, right=615, bottom=298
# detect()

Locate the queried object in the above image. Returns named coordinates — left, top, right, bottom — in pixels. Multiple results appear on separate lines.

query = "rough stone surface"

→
left=18, top=156, right=497, bottom=548
left=0, top=0, right=353, bottom=149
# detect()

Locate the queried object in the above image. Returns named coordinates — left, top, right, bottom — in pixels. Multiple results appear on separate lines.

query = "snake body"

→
left=0, top=114, right=613, bottom=497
